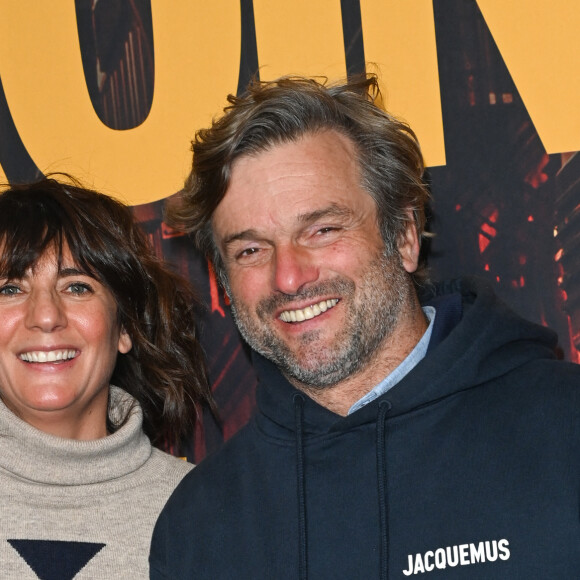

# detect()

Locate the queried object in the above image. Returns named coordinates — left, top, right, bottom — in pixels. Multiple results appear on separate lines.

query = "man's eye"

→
left=0, top=284, right=21, bottom=296
left=238, top=247, right=259, bottom=258
left=317, top=227, right=337, bottom=235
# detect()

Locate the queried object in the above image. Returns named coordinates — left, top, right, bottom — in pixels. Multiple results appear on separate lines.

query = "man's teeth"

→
left=279, top=299, right=338, bottom=323
left=19, top=350, right=76, bottom=363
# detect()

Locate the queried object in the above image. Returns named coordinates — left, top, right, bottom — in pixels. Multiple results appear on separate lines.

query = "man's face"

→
left=212, top=130, right=419, bottom=389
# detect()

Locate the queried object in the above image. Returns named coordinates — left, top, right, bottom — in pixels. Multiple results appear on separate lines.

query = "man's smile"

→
left=279, top=298, right=339, bottom=323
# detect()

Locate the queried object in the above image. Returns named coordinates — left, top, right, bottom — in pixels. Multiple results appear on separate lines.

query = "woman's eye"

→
left=0, top=284, right=21, bottom=296
left=67, top=282, right=93, bottom=295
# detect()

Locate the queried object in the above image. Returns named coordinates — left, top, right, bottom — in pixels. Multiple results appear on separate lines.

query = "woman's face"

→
left=0, top=244, right=132, bottom=439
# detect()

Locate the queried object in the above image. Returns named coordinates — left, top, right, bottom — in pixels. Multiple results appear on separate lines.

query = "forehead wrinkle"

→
left=295, top=203, right=354, bottom=225
left=222, top=202, right=360, bottom=250
left=222, top=203, right=355, bottom=248
left=222, top=228, right=264, bottom=247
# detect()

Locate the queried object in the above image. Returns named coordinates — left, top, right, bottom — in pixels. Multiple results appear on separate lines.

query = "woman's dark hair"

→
left=0, top=175, right=214, bottom=448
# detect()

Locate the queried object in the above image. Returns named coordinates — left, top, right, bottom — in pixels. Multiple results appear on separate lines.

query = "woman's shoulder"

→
left=149, top=448, right=195, bottom=481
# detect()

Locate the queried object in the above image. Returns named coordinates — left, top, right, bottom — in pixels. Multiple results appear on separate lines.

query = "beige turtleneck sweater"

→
left=0, top=386, right=192, bottom=579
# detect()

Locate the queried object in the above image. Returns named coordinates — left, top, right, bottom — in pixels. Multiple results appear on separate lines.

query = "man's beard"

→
left=229, top=249, right=411, bottom=389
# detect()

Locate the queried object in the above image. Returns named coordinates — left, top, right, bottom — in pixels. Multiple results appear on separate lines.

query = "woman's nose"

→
left=24, top=290, right=67, bottom=332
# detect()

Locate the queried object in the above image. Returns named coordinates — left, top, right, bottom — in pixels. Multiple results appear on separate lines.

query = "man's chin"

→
left=236, top=321, right=352, bottom=385
left=277, top=353, right=360, bottom=390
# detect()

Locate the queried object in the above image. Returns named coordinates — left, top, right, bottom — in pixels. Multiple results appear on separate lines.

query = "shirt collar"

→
left=347, top=306, right=436, bottom=415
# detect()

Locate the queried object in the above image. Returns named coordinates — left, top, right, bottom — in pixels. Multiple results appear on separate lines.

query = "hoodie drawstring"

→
left=293, top=394, right=391, bottom=579
left=294, top=393, right=308, bottom=580
left=377, top=400, right=392, bottom=580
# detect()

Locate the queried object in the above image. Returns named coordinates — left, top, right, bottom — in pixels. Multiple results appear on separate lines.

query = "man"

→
left=150, top=76, right=580, bottom=579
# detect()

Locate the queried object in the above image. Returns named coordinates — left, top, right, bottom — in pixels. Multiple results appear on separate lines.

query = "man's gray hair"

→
left=167, top=74, right=430, bottom=285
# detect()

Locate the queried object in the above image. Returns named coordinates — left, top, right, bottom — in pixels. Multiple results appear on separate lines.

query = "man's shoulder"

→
left=203, top=418, right=262, bottom=463
left=515, top=357, right=580, bottom=388
left=480, top=356, right=579, bottom=404
left=164, top=421, right=260, bottom=500
left=536, top=358, right=580, bottom=406
left=486, top=357, right=580, bottom=432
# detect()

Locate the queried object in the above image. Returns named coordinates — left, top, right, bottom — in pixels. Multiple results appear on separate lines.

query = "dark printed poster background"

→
left=1, top=1, right=578, bottom=462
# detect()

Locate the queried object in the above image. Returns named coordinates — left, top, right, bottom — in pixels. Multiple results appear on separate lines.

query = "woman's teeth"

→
left=19, top=350, right=76, bottom=363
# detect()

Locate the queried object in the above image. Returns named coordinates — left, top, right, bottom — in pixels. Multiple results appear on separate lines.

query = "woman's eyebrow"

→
left=58, top=267, right=90, bottom=277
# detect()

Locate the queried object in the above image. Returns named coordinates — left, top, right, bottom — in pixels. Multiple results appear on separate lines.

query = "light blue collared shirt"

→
left=347, top=306, right=436, bottom=415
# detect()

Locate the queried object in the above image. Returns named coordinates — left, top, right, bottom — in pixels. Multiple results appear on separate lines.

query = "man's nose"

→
left=273, top=244, right=319, bottom=295
left=24, top=290, right=67, bottom=332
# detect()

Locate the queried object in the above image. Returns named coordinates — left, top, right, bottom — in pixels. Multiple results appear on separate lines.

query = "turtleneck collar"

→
left=0, top=386, right=152, bottom=486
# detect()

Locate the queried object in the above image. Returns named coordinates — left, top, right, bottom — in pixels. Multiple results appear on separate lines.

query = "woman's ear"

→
left=118, top=327, right=133, bottom=354
left=397, top=209, right=420, bottom=274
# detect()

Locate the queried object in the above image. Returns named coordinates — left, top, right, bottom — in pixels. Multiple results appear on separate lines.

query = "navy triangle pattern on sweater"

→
left=8, top=540, right=105, bottom=580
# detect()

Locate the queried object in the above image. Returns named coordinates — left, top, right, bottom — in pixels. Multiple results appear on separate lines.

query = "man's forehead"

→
left=229, top=129, right=358, bottom=179
left=225, top=136, right=359, bottom=201
left=212, top=130, right=374, bottom=238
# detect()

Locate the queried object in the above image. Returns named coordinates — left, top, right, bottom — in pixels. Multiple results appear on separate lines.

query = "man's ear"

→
left=397, top=210, right=420, bottom=274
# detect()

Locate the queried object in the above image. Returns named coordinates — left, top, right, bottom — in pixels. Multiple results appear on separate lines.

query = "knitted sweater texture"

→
left=0, top=386, right=192, bottom=579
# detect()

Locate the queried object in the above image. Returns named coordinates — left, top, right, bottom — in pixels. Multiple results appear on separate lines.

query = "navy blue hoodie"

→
left=150, top=277, right=580, bottom=579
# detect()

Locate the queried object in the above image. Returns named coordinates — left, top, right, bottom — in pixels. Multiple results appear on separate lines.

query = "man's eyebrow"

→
left=222, top=229, right=263, bottom=248
left=296, top=204, right=354, bottom=225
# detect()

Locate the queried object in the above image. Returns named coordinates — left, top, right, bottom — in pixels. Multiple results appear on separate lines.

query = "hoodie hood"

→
left=254, top=276, right=558, bottom=436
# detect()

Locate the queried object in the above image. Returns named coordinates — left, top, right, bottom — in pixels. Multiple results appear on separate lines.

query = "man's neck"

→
left=289, top=298, right=429, bottom=416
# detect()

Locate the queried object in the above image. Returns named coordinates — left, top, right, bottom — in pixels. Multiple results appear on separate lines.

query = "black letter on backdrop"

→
left=238, top=0, right=260, bottom=95
left=341, top=0, right=366, bottom=78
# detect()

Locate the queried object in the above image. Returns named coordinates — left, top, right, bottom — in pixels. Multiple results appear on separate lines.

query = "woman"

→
left=0, top=177, right=213, bottom=579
